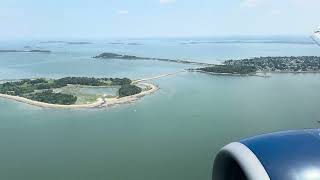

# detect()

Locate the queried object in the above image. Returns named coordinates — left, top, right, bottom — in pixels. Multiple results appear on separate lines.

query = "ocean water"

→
left=0, top=36, right=320, bottom=180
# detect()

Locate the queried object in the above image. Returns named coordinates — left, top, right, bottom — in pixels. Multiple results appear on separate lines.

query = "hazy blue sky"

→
left=0, top=0, right=319, bottom=39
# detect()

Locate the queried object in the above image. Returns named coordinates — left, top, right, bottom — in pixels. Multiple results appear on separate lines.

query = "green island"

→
left=224, top=56, right=320, bottom=72
left=0, top=50, right=51, bottom=53
left=93, top=52, right=211, bottom=65
left=0, top=77, right=143, bottom=105
left=193, top=56, right=320, bottom=75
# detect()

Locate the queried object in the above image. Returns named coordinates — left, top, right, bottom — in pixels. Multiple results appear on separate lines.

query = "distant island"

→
left=93, top=52, right=212, bottom=66
left=0, top=50, right=51, bottom=53
left=67, top=42, right=92, bottom=45
left=108, top=42, right=125, bottom=45
left=127, top=43, right=143, bottom=46
left=0, top=77, right=158, bottom=108
left=40, top=41, right=92, bottom=45
left=191, top=56, right=320, bottom=75
left=107, top=42, right=143, bottom=45
left=180, top=40, right=315, bottom=45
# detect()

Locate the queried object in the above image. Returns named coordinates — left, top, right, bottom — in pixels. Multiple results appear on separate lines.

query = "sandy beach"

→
left=0, top=82, right=158, bottom=109
left=104, top=82, right=159, bottom=107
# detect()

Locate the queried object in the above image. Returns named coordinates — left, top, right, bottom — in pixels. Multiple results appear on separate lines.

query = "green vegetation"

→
left=25, top=90, right=77, bottom=105
left=100, top=78, right=131, bottom=86
left=194, top=56, right=320, bottom=75
left=197, top=65, right=257, bottom=74
left=94, top=53, right=145, bottom=60
left=55, top=77, right=131, bottom=86
left=0, top=77, right=140, bottom=105
left=224, top=56, right=320, bottom=72
left=118, top=84, right=142, bottom=97
left=93, top=52, right=210, bottom=65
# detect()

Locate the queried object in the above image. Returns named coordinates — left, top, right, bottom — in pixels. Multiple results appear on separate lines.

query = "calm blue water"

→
left=0, top=36, right=320, bottom=180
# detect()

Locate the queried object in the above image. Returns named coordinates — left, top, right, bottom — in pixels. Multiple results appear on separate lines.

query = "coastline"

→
left=189, top=69, right=270, bottom=77
left=0, top=82, right=158, bottom=109
left=192, top=69, right=320, bottom=77
left=103, top=82, right=159, bottom=107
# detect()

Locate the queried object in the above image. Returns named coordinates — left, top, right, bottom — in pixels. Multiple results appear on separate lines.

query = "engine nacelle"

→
left=212, top=129, right=320, bottom=180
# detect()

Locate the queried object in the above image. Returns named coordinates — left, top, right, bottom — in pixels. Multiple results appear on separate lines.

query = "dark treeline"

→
left=55, top=77, right=105, bottom=86
left=55, top=77, right=131, bottom=86
left=25, top=90, right=77, bottom=105
left=118, top=84, right=142, bottom=97
left=197, top=65, right=257, bottom=74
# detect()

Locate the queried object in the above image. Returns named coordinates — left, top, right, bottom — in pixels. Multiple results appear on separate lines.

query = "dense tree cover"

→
left=198, top=65, right=257, bottom=74
left=118, top=84, right=142, bottom=97
left=24, top=90, right=77, bottom=105
left=0, top=82, right=35, bottom=96
left=224, top=56, right=320, bottom=72
left=54, top=77, right=131, bottom=86
left=0, top=78, right=62, bottom=96
left=0, top=77, right=138, bottom=104
left=54, top=77, right=104, bottom=86
left=102, top=78, right=131, bottom=85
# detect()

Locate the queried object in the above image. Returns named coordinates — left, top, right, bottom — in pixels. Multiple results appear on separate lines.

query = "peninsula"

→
left=224, top=56, right=320, bottom=72
left=0, top=77, right=158, bottom=108
left=93, top=52, right=212, bottom=66
left=192, top=56, right=320, bottom=75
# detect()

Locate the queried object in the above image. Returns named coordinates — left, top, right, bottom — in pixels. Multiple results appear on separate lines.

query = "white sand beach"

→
left=0, top=82, right=158, bottom=109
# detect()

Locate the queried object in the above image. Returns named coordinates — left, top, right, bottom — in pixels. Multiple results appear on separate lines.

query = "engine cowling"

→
left=212, top=129, right=320, bottom=180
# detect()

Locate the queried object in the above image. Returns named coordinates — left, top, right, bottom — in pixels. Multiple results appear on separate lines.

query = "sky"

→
left=0, top=0, right=319, bottom=39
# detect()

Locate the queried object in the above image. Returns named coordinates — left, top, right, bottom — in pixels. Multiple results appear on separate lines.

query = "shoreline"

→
left=103, top=82, right=159, bottom=107
left=190, top=69, right=320, bottom=77
left=189, top=70, right=270, bottom=77
left=0, top=82, right=158, bottom=109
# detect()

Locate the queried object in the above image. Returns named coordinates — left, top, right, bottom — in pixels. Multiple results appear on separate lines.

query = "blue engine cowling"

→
left=212, top=129, right=320, bottom=180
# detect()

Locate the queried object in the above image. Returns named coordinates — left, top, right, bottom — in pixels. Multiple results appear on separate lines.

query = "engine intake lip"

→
left=212, top=142, right=270, bottom=180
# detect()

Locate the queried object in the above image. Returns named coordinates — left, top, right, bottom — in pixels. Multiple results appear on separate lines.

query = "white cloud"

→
left=160, top=0, right=176, bottom=5
left=118, top=10, right=129, bottom=15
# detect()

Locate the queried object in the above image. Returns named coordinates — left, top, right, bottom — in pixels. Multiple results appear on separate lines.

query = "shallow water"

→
left=0, top=37, right=320, bottom=180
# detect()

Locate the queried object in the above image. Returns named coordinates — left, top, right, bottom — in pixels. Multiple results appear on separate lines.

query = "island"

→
left=0, top=77, right=158, bottom=108
left=93, top=52, right=211, bottom=66
left=0, top=50, right=51, bottom=53
left=40, top=41, right=92, bottom=45
left=127, top=43, right=143, bottom=46
left=224, top=56, right=320, bottom=72
left=191, top=56, right=320, bottom=75
left=67, top=42, right=92, bottom=45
